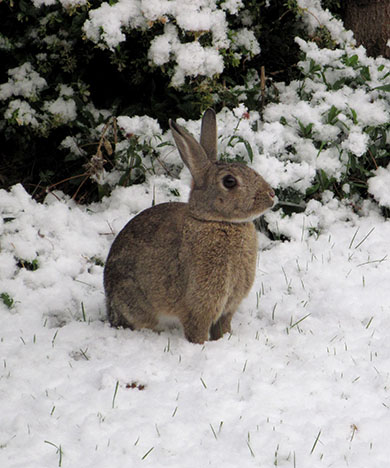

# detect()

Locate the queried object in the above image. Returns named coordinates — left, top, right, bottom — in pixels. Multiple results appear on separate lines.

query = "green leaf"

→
left=348, top=107, right=358, bottom=125
left=226, top=135, right=253, bottom=163
left=1, top=292, right=14, bottom=309
left=306, top=182, right=320, bottom=197
left=359, top=66, right=371, bottom=82
left=156, top=141, right=174, bottom=148
left=372, top=84, right=390, bottom=92
left=327, top=105, right=341, bottom=125
left=332, top=78, right=346, bottom=90
left=297, top=120, right=313, bottom=138
left=242, top=139, right=254, bottom=163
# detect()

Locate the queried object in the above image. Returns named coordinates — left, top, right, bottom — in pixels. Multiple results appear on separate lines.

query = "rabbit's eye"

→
left=222, top=175, right=237, bottom=189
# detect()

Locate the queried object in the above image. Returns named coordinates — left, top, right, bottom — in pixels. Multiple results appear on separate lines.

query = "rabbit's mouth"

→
left=253, top=187, right=276, bottom=208
left=228, top=209, right=272, bottom=223
left=190, top=210, right=268, bottom=224
left=213, top=197, right=276, bottom=223
left=228, top=188, right=275, bottom=222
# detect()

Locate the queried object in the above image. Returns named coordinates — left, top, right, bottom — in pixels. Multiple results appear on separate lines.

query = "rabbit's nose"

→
left=268, top=189, right=275, bottom=198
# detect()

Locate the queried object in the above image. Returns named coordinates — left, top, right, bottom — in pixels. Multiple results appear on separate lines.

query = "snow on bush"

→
left=0, top=64, right=81, bottom=130
left=44, top=85, right=77, bottom=123
left=32, top=0, right=89, bottom=7
left=83, top=0, right=259, bottom=86
left=170, top=40, right=224, bottom=87
left=297, top=0, right=355, bottom=47
left=368, top=164, right=390, bottom=208
left=227, top=37, right=390, bottom=203
left=0, top=62, right=47, bottom=100
left=4, top=99, right=40, bottom=128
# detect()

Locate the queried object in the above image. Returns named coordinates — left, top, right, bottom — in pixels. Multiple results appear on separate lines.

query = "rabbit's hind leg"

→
left=106, top=288, right=159, bottom=332
left=181, top=313, right=211, bottom=344
left=209, top=291, right=247, bottom=340
left=209, top=311, right=233, bottom=340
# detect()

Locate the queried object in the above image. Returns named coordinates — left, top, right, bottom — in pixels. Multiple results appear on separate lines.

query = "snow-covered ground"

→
left=1, top=175, right=390, bottom=467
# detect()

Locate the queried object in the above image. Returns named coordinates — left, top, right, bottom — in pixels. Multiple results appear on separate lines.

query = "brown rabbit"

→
left=104, top=109, right=274, bottom=343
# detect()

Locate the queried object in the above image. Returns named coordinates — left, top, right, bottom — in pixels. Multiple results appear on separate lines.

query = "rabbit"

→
left=104, top=108, right=275, bottom=344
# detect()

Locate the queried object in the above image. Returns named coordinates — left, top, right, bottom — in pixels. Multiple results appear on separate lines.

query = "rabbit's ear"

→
left=170, top=119, right=211, bottom=186
left=200, top=108, right=217, bottom=162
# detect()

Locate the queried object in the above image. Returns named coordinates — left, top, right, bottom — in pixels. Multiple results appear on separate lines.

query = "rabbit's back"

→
left=104, top=202, right=187, bottom=326
left=106, top=202, right=186, bottom=256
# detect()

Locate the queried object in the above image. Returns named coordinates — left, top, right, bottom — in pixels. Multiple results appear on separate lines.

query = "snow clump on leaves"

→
left=83, top=0, right=260, bottom=86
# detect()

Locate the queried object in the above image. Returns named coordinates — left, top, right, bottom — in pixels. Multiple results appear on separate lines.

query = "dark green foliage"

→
left=17, top=258, right=39, bottom=271
left=0, top=1, right=102, bottom=198
left=321, top=0, right=342, bottom=16
left=241, top=0, right=305, bottom=84
left=1, top=292, right=14, bottom=309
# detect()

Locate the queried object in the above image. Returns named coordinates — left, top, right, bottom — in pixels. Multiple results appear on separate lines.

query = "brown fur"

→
left=104, top=109, right=274, bottom=343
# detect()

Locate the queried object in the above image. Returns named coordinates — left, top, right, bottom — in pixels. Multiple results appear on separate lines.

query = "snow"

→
left=32, top=0, right=88, bottom=6
left=172, top=42, right=224, bottom=87
left=232, top=28, right=261, bottom=56
left=83, top=0, right=146, bottom=50
left=116, top=115, right=162, bottom=143
left=0, top=62, right=47, bottom=101
left=44, top=98, right=77, bottom=123
left=4, top=99, right=40, bottom=127
left=221, top=0, right=244, bottom=15
left=148, top=24, right=175, bottom=66
left=1, top=171, right=390, bottom=468
left=368, top=164, right=390, bottom=208
left=341, top=128, right=369, bottom=157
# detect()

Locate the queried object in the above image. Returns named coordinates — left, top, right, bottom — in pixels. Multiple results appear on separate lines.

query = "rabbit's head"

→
left=169, top=109, right=274, bottom=223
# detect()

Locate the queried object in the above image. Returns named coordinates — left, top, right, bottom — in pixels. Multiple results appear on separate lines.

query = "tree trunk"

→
left=344, top=0, right=390, bottom=58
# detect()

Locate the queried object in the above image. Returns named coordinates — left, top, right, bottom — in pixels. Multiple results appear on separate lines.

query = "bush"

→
left=261, top=38, right=390, bottom=207
left=1, top=0, right=389, bottom=215
left=0, top=0, right=306, bottom=201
